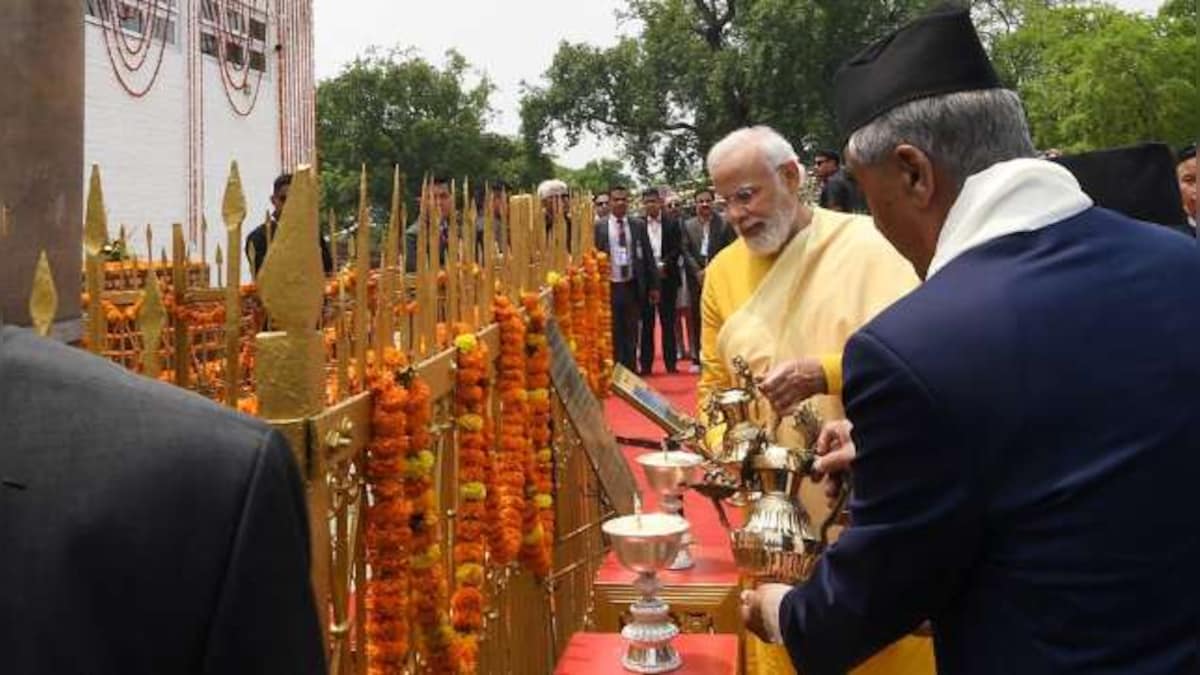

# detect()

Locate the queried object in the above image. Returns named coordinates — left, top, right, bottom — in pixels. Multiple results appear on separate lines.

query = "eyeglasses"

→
left=595, top=200, right=609, bottom=206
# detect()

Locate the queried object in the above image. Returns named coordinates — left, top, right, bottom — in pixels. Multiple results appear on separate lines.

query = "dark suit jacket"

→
left=647, top=215, right=684, bottom=290
left=681, top=214, right=734, bottom=288
left=779, top=207, right=1200, bottom=674
left=246, top=218, right=333, bottom=277
left=594, top=215, right=660, bottom=301
left=0, top=327, right=326, bottom=674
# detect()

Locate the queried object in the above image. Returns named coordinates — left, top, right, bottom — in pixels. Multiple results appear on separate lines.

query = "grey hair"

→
left=845, top=89, right=1036, bottom=189
left=707, top=125, right=799, bottom=175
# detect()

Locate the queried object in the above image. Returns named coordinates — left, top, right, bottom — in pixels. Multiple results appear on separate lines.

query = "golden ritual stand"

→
left=62, top=161, right=621, bottom=674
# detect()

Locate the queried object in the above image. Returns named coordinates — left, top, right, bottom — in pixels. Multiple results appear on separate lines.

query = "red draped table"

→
left=554, top=633, right=740, bottom=675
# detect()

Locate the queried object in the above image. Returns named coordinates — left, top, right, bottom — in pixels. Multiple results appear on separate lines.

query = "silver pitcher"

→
left=730, top=443, right=847, bottom=583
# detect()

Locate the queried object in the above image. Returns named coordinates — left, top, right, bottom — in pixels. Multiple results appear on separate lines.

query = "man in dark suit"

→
left=0, top=326, right=326, bottom=673
left=740, top=8, right=1200, bottom=674
left=637, top=187, right=683, bottom=374
left=247, top=172, right=333, bottom=277
left=680, top=187, right=734, bottom=367
left=595, top=184, right=659, bottom=373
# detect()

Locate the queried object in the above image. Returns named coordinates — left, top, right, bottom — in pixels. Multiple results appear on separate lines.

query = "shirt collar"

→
left=928, top=158, right=1092, bottom=278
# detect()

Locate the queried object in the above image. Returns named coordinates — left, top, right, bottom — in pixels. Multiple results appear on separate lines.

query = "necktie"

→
left=617, top=218, right=631, bottom=280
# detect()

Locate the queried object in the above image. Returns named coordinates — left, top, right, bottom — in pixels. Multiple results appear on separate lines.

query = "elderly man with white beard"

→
left=696, top=125, right=930, bottom=675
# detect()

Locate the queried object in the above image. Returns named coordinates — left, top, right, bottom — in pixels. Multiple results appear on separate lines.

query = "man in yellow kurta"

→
left=697, top=126, right=933, bottom=674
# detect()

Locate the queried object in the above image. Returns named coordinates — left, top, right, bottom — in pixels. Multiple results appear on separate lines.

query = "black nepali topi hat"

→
left=1054, top=143, right=1189, bottom=229
left=833, top=5, right=1002, bottom=139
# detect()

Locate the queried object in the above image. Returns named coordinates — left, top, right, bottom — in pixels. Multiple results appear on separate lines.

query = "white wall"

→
left=84, top=13, right=279, bottom=284
left=201, top=52, right=279, bottom=282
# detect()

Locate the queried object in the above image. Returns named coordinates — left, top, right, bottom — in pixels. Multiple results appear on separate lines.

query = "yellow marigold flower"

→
left=522, top=525, right=544, bottom=545
left=536, top=448, right=553, bottom=463
left=455, top=563, right=485, bottom=586
left=528, top=388, right=549, bottom=402
left=457, top=413, right=484, bottom=431
left=454, top=333, right=478, bottom=352
left=461, top=481, right=487, bottom=501
left=417, top=449, right=436, bottom=473
left=411, top=551, right=437, bottom=570
left=546, top=271, right=561, bottom=285
left=533, top=493, right=554, bottom=509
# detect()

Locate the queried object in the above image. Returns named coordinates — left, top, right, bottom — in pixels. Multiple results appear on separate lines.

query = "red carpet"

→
left=602, top=361, right=738, bottom=583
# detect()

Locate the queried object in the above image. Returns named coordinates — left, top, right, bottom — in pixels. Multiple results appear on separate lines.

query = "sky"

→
left=312, top=0, right=1166, bottom=170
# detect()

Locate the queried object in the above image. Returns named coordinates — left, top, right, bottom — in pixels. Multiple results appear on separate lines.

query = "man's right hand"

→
left=814, top=419, right=855, bottom=506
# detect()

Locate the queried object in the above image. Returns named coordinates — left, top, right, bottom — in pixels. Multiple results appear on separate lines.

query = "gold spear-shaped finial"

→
left=377, top=165, right=402, bottom=354
left=83, top=165, right=109, bottom=352
left=258, top=165, right=324, bottom=335
left=138, top=265, right=168, bottom=378
left=222, top=160, right=247, bottom=407
left=29, top=250, right=58, bottom=337
left=353, top=164, right=370, bottom=386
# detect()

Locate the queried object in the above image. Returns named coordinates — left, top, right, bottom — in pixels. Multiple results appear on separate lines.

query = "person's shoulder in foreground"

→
left=0, top=326, right=326, bottom=675
left=832, top=207, right=1200, bottom=674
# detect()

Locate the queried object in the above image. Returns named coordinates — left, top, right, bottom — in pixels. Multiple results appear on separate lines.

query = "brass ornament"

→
left=29, top=250, right=58, bottom=337
left=257, top=166, right=324, bottom=334
left=138, top=271, right=167, bottom=377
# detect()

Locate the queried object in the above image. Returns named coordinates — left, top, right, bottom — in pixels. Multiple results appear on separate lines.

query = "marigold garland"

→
left=490, top=294, right=529, bottom=566
left=581, top=252, right=605, bottom=397
left=521, top=292, right=554, bottom=577
left=364, top=348, right=413, bottom=674
left=595, top=252, right=615, bottom=395
left=403, top=370, right=456, bottom=673
left=549, top=271, right=572, bottom=351
left=451, top=327, right=491, bottom=674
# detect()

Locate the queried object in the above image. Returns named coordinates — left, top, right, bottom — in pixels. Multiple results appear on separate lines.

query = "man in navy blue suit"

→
left=739, top=7, right=1200, bottom=674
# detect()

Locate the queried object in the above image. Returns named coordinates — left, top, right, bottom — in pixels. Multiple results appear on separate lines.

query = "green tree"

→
left=317, top=48, right=552, bottom=225
left=558, top=158, right=635, bottom=195
left=520, top=0, right=933, bottom=182
left=991, top=2, right=1198, bottom=152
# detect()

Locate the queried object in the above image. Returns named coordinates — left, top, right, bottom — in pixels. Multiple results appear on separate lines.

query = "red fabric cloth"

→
left=601, top=367, right=738, bottom=582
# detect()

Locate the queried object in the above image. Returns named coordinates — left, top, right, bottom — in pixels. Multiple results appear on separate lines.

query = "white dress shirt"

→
left=647, top=216, right=663, bottom=263
left=608, top=215, right=633, bottom=282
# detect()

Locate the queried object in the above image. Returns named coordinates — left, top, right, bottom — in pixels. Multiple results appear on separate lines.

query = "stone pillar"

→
left=0, top=1, right=83, bottom=337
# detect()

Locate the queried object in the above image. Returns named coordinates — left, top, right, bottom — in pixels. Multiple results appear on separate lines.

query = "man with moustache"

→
left=680, top=187, right=734, bottom=367
left=740, top=7, right=1200, bottom=674
left=696, top=125, right=925, bottom=675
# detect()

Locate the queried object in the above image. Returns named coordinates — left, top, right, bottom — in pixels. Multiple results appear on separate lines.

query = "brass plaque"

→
left=610, top=363, right=697, bottom=435
left=547, top=318, right=638, bottom=515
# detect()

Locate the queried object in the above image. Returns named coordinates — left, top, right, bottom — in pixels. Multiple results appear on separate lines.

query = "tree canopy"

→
left=317, top=48, right=553, bottom=222
left=557, top=158, right=636, bottom=195
left=521, top=0, right=1197, bottom=181
left=992, top=0, right=1198, bottom=152
left=519, top=0, right=933, bottom=183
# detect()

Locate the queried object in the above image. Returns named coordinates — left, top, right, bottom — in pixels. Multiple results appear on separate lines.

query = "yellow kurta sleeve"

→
left=819, top=352, right=844, bottom=396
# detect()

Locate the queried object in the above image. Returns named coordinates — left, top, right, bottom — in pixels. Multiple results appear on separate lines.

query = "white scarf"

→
left=927, top=158, right=1093, bottom=278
